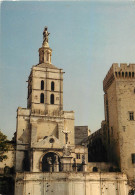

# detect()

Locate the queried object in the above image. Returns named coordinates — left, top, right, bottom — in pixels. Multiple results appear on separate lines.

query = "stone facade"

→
left=15, top=172, right=128, bottom=195
left=15, top=27, right=88, bottom=194
left=85, top=64, right=135, bottom=191
left=1, top=28, right=134, bottom=195
left=103, top=63, right=135, bottom=182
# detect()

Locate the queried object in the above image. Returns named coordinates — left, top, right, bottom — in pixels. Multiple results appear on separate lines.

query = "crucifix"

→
left=62, top=128, right=71, bottom=145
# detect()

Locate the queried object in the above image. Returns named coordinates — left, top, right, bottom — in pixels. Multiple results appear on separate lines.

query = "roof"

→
left=35, top=63, right=59, bottom=70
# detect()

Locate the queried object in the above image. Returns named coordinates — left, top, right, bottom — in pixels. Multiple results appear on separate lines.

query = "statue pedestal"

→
left=61, top=156, right=73, bottom=172
left=72, top=163, right=77, bottom=172
left=49, top=165, right=53, bottom=172
left=82, top=163, right=87, bottom=172
left=54, top=163, right=59, bottom=172
left=43, top=42, right=49, bottom=47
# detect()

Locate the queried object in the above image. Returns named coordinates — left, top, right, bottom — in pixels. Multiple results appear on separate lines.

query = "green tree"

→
left=0, top=131, right=9, bottom=162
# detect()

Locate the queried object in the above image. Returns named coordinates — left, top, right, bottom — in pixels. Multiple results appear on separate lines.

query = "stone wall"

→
left=103, top=63, right=135, bottom=180
left=87, top=162, right=117, bottom=172
left=15, top=172, right=128, bottom=195
left=27, top=66, right=64, bottom=114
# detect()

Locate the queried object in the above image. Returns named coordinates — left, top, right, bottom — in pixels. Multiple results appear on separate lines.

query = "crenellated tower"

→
left=103, top=63, right=135, bottom=180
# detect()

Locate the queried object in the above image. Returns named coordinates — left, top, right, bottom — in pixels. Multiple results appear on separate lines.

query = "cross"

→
left=62, top=128, right=71, bottom=144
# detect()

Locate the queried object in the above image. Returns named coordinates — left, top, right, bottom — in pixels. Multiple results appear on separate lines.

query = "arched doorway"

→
left=42, top=152, right=60, bottom=172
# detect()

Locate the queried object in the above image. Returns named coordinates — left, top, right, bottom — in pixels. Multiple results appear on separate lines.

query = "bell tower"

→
left=15, top=27, right=76, bottom=175
left=27, top=27, right=64, bottom=115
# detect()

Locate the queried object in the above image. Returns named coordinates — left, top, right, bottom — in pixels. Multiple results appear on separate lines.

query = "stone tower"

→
left=103, top=63, right=135, bottom=181
left=15, top=27, right=82, bottom=173
left=27, top=26, right=63, bottom=114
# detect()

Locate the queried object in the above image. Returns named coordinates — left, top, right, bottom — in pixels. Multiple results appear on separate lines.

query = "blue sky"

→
left=1, top=1, right=135, bottom=139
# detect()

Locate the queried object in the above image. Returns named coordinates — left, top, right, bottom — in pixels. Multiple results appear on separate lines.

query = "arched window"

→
left=93, top=167, right=98, bottom=172
left=109, top=166, right=114, bottom=172
left=118, top=72, right=121, bottom=77
left=40, top=93, right=44, bottom=103
left=41, top=80, right=44, bottom=90
left=51, top=81, right=54, bottom=91
left=50, top=94, right=54, bottom=104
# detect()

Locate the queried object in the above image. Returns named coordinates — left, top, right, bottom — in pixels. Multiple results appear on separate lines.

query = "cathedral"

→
left=0, top=27, right=135, bottom=195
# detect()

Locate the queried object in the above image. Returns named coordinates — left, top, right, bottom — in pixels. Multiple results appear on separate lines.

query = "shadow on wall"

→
left=88, top=138, right=108, bottom=162
left=0, top=166, right=15, bottom=195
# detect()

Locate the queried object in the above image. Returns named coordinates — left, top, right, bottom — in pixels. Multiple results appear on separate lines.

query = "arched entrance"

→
left=42, top=152, right=61, bottom=172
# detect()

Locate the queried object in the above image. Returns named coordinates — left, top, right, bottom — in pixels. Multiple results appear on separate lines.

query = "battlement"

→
left=103, top=63, right=135, bottom=92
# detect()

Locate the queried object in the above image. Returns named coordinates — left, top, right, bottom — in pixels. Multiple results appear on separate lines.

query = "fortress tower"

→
left=103, top=63, right=135, bottom=181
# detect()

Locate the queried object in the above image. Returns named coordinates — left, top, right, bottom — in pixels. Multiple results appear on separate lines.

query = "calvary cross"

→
left=62, top=128, right=71, bottom=144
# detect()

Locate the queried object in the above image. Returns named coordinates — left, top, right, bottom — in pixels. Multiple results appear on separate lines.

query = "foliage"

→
left=0, top=131, right=9, bottom=162
left=129, top=189, right=135, bottom=195
left=0, top=176, right=14, bottom=195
